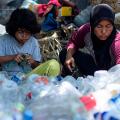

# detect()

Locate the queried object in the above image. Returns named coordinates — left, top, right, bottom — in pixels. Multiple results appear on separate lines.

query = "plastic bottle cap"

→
left=23, top=110, right=33, bottom=120
left=15, top=103, right=25, bottom=112
left=56, top=75, right=63, bottom=81
left=80, top=94, right=96, bottom=111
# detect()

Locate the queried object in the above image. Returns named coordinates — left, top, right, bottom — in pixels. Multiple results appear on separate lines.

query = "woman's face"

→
left=15, top=28, right=31, bottom=45
left=94, top=20, right=113, bottom=40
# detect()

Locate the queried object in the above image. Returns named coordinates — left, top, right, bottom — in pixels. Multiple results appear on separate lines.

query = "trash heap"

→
left=1, top=64, right=120, bottom=119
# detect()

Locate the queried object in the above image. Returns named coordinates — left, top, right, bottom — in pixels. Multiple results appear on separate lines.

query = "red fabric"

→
left=36, top=4, right=48, bottom=17
left=111, top=32, right=120, bottom=64
left=48, top=0, right=61, bottom=7
left=36, top=0, right=61, bottom=17
left=66, top=23, right=90, bottom=50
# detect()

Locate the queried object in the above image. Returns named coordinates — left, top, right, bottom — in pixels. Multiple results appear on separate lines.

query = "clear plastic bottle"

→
left=0, top=115, right=13, bottom=120
left=74, top=5, right=92, bottom=26
left=91, top=70, right=110, bottom=90
left=19, top=75, right=49, bottom=105
left=12, top=111, right=23, bottom=120
left=1, top=80, right=19, bottom=108
left=26, top=74, right=39, bottom=83
left=18, top=83, right=32, bottom=105
left=29, top=81, right=88, bottom=120
left=0, top=71, right=9, bottom=82
left=49, top=75, right=63, bottom=85
left=108, top=64, right=120, bottom=83
left=11, top=72, right=27, bottom=85
left=62, top=75, right=77, bottom=88
left=77, top=76, right=95, bottom=95
left=76, top=77, right=86, bottom=92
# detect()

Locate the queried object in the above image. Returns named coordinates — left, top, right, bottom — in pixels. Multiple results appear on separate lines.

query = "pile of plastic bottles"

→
left=1, top=64, right=120, bottom=119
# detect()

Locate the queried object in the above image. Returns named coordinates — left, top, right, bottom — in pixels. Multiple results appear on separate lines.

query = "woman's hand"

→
left=65, top=48, right=76, bottom=72
left=65, top=56, right=75, bottom=72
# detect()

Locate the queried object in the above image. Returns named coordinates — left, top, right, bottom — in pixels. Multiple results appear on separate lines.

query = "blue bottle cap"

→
left=56, top=75, right=63, bottom=81
left=23, top=110, right=33, bottom=120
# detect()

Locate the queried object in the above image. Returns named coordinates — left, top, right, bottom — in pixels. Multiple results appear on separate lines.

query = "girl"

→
left=0, top=8, right=60, bottom=77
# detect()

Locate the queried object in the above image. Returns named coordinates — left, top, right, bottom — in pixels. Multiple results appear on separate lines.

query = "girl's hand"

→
left=26, top=55, right=39, bottom=68
left=14, top=54, right=24, bottom=63
left=26, top=55, right=34, bottom=65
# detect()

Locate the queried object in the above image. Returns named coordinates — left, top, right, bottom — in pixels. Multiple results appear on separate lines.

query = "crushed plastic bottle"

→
left=108, top=64, right=120, bottom=83
left=28, top=81, right=88, bottom=120
left=62, top=75, right=77, bottom=89
left=11, top=72, right=27, bottom=85
left=77, top=76, right=95, bottom=95
left=1, top=80, right=19, bottom=108
left=49, top=75, right=63, bottom=85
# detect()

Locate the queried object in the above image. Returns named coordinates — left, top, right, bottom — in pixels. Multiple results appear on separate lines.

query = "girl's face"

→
left=94, top=20, right=113, bottom=40
left=15, top=28, right=31, bottom=45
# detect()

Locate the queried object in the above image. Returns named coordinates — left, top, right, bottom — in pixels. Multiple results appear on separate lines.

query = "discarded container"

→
left=61, top=7, right=72, bottom=16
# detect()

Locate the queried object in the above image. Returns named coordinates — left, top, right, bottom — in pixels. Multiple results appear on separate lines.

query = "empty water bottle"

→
left=1, top=80, right=19, bottom=108
left=11, top=72, right=27, bottom=85
left=108, top=64, right=120, bottom=83
left=28, top=81, right=87, bottom=120
left=0, top=71, right=9, bottom=82
left=91, top=70, right=110, bottom=90
left=62, top=75, right=77, bottom=89
left=49, top=75, right=63, bottom=85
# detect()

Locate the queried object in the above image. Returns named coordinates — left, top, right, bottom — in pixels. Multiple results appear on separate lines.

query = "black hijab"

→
left=90, top=4, right=117, bottom=70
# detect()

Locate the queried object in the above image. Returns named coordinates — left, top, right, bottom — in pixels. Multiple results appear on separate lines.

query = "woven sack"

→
left=38, top=31, right=62, bottom=61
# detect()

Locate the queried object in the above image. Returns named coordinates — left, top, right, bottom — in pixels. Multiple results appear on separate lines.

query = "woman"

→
left=0, top=8, right=60, bottom=77
left=59, top=4, right=120, bottom=76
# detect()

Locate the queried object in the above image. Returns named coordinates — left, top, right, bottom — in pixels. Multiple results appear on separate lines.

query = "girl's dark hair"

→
left=6, top=8, right=40, bottom=37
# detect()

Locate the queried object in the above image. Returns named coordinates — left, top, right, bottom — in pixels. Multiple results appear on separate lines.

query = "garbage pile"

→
left=0, top=64, right=120, bottom=120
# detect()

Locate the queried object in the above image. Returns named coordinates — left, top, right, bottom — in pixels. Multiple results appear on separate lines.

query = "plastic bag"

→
left=73, top=5, right=92, bottom=27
